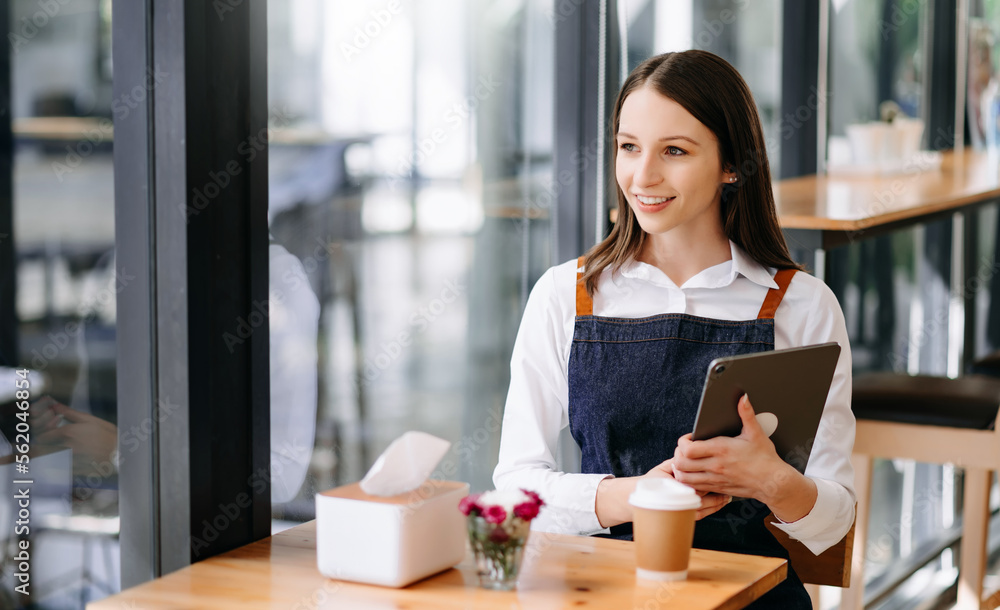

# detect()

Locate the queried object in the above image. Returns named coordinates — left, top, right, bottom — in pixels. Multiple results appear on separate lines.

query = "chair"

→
left=841, top=373, right=1000, bottom=610
left=766, top=511, right=856, bottom=608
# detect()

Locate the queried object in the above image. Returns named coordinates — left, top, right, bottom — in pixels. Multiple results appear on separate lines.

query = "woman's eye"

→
left=666, top=146, right=686, bottom=156
left=619, top=142, right=637, bottom=152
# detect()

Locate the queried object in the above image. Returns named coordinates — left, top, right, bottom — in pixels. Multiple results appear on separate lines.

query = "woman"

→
left=493, top=50, right=855, bottom=607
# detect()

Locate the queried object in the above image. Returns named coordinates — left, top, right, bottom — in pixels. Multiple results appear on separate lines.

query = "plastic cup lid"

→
left=628, top=478, right=701, bottom=511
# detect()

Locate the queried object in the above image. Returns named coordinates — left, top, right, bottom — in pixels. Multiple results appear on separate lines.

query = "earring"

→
left=728, top=176, right=737, bottom=183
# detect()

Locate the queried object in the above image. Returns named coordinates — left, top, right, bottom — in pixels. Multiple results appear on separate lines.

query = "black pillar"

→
left=115, top=0, right=270, bottom=586
left=553, top=0, right=620, bottom=262
left=779, top=0, right=820, bottom=179
left=0, top=0, right=16, bottom=367
left=926, top=0, right=957, bottom=150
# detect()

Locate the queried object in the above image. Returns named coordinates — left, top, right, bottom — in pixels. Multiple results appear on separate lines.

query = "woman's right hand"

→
left=643, top=458, right=732, bottom=520
left=35, top=400, right=118, bottom=477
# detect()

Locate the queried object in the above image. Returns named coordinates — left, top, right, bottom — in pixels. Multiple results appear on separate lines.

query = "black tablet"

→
left=690, top=343, right=841, bottom=473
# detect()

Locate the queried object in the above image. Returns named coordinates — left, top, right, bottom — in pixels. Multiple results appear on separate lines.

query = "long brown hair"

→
left=581, top=50, right=801, bottom=295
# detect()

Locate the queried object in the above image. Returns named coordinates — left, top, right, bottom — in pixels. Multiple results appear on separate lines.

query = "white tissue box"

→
left=316, top=479, right=469, bottom=587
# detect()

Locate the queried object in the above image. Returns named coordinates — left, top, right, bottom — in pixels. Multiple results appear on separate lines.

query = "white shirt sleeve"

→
left=770, top=275, right=857, bottom=555
left=493, top=266, right=610, bottom=536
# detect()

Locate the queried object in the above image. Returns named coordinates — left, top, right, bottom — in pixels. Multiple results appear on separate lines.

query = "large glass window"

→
left=266, top=0, right=556, bottom=527
left=827, top=0, right=927, bottom=168
left=2, top=0, right=120, bottom=606
left=4, top=2, right=986, bottom=607
left=825, top=2, right=982, bottom=607
left=968, top=0, right=1000, bottom=152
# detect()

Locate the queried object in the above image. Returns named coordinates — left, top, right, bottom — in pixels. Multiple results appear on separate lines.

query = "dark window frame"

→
left=553, top=0, right=620, bottom=262
left=0, top=0, right=14, bottom=367
left=780, top=0, right=822, bottom=179
left=114, top=0, right=270, bottom=587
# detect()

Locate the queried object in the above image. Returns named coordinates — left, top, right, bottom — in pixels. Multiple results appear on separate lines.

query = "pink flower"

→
left=521, top=489, right=544, bottom=507
left=483, top=505, right=507, bottom=524
left=459, top=494, right=481, bottom=516
left=462, top=489, right=544, bottom=523
left=488, top=526, right=510, bottom=544
left=513, top=501, right=540, bottom=521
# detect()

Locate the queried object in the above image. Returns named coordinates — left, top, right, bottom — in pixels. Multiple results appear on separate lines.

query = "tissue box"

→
left=316, top=479, right=470, bottom=587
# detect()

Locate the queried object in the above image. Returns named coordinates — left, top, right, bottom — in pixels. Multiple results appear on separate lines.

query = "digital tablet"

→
left=690, top=343, right=841, bottom=473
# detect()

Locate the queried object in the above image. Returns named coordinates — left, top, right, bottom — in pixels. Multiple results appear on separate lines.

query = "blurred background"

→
left=0, top=0, right=998, bottom=608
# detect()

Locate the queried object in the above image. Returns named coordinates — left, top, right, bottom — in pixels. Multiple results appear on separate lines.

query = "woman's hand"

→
left=35, top=401, right=118, bottom=477
left=672, top=395, right=785, bottom=498
left=671, top=394, right=817, bottom=523
left=643, top=459, right=731, bottom=520
left=595, top=458, right=733, bottom=528
left=30, top=396, right=64, bottom=434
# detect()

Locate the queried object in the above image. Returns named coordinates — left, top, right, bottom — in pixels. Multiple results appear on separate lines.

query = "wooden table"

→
left=13, top=116, right=114, bottom=143
left=88, top=521, right=786, bottom=609
left=776, top=149, right=1000, bottom=244
left=775, top=148, right=1000, bottom=369
left=12, top=116, right=371, bottom=147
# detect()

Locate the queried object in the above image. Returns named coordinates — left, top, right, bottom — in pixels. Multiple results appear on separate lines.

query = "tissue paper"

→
left=360, top=431, right=451, bottom=496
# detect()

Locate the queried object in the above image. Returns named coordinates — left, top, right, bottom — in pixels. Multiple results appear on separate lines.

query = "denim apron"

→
left=567, top=258, right=810, bottom=608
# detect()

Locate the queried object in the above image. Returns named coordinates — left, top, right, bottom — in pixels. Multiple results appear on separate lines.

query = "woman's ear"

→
left=723, top=166, right=738, bottom=185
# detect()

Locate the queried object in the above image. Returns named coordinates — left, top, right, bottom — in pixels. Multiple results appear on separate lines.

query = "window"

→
left=2, top=0, right=121, bottom=605
left=265, top=0, right=559, bottom=529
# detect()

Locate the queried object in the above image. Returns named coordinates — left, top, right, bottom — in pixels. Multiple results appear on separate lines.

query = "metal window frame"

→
left=115, top=0, right=270, bottom=588
left=553, top=0, right=620, bottom=263
left=0, top=0, right=14, bottom=366
left=779, top=0, right=822, bottom=179
left=549, top=0, right=621, bottom=477
left=926, top=0, right=959, bottom=151
left=113, top=0, right=157, bottom=588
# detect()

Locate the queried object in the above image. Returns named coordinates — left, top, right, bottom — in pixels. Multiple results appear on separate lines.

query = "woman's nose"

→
left=633, top=154, right=662, bottom=187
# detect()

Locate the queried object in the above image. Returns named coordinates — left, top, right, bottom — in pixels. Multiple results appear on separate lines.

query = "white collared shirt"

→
left=493, top=241, right=856, bottom=555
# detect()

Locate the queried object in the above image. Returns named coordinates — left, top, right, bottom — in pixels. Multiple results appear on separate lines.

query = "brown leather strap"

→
left=575, top=256, right=593, bottom=316
left=756, top=269, right=796, bottom=319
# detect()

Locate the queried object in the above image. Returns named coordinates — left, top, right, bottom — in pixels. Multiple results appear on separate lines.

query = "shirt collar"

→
left=618, top=241, right=778, bottom=289
left=729, top=242, right=779, bottom=289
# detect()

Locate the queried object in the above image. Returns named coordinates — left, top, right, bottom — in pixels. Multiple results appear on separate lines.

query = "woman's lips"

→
left=634, top=195, right=675, bottom=211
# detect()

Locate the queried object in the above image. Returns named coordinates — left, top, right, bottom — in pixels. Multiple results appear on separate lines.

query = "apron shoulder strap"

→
left=756, top=268, right=797, bottom=320
left=576, top=256, right=593, bottom=316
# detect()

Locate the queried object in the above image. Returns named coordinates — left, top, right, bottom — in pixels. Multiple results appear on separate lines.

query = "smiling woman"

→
left=493, top=50, right=856, bottom=610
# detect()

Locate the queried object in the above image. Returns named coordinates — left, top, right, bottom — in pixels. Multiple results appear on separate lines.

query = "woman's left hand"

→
left=671, top=394, right=796, bottom=502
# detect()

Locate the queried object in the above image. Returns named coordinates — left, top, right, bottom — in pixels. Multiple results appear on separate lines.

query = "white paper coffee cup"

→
left=629, top=479, right=701, bottom=581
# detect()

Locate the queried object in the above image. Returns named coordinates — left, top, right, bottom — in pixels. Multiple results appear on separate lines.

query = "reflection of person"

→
left=267, top=240, right=320, bottom=503
left=493, top=51, right=854, bottom=608
left=33, top=241, right=320, bottom=504
left=968, top=22, right=995, bottom=149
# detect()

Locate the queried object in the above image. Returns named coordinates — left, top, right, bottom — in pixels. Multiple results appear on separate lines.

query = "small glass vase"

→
left=467, top=515, right=530, bottom=590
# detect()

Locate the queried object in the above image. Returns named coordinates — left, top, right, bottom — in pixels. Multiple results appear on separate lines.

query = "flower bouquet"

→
left=459, top=489, right=545, bottom=590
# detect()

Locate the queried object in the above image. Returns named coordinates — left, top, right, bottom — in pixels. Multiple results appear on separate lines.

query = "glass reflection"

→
left=2, top=0, right=119, bottom=607
left=828, top=0, right=926, bottom=160
left=266, top=0, right=556, bottom=529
